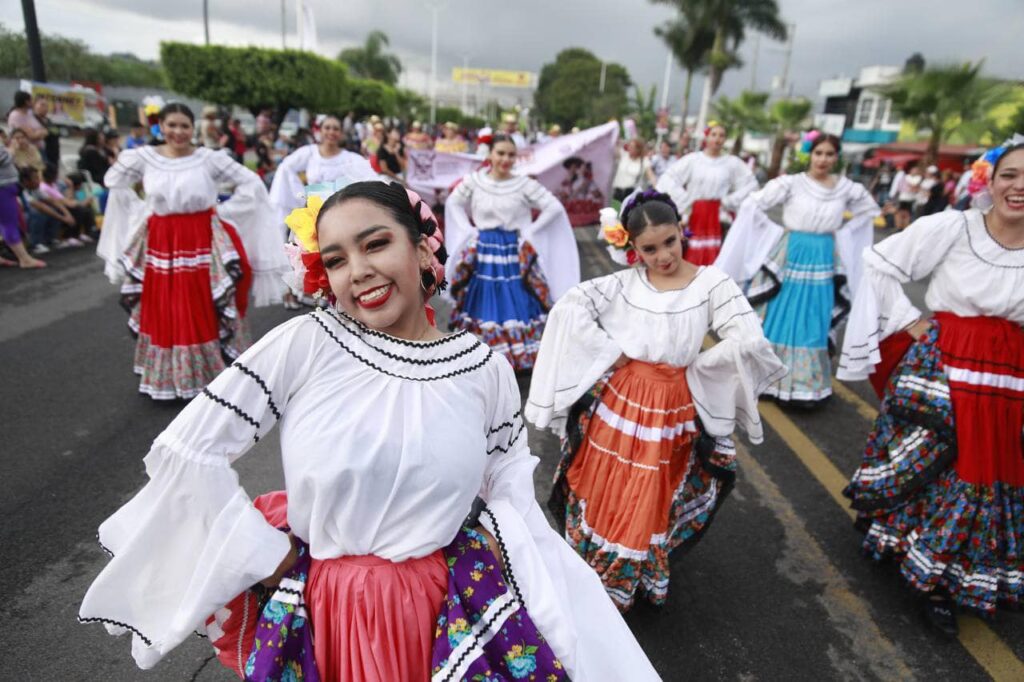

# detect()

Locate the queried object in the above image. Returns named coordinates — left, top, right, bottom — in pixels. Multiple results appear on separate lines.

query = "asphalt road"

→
left=2, top=226, right=1022, bottom=681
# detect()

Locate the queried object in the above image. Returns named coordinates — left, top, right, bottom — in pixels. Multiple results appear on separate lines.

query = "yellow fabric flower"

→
left=143, top=103, right=161, bottom=117
left=602, top=222, right=629, bottom=248
left=285, top=194, right=324, bottom=253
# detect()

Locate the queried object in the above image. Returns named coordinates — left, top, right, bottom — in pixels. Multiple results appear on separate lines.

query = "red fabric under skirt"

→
left=686, top=199, right=722, bottom=266
left=119, top=209, right=252, bottom=400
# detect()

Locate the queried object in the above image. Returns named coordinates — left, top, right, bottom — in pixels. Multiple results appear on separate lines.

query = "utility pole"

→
left=599, top=61, right=607, bottom=94
left=20, top=0, right=45, bottom=82
left=659, top=50, right=672, bottom=109
left=203, top=0, right=210, bottom=45
left=296, top=0, right=304, bottom=50
left=780, top=23, right=795, bottom=96
left=460, top=54, right=470, bottom=114
left=427, top=1, right=445, bottom=125
left=280, top=0, right=286, bottom=49
left=749, top=33, right=760, bottom=90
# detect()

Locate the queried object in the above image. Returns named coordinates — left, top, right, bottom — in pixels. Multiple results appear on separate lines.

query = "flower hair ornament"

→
left=967, top=133, right=1024, bottom=209
left=283, top=180, right=448, bottom=323
left=600, top=189, right=685, bottom=267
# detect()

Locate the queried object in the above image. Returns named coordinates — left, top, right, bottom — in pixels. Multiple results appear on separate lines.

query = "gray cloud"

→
left=3, top=0, right=1020, bottom=112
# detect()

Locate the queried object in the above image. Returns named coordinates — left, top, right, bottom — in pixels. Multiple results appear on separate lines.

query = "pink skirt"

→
left=211, top=492, right=448, bottom=682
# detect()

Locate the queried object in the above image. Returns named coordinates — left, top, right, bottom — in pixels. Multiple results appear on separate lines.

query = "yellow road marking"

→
left=831, top=378, right=879, bottom=421
left=757, top=396, right=1024, bottom=681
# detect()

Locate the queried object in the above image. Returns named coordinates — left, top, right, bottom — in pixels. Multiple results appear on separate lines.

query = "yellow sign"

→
left=452, top=68, right=534, bottom=88
left=25, top=82, right=88, bottom=124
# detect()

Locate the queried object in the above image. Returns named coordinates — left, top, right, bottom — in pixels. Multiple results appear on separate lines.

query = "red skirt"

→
left=686, top=199, right=722, bottom=265
left=120, top=209, right=252, bottom=400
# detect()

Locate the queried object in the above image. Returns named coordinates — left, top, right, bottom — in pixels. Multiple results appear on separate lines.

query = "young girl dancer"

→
left=717, top=133, right=879, bottom=406
left=838, top=136, right=1024, bottom=635
left=526, top=190, right=784, bottom=610
left=80, top=179, right=659, bottom=681
left=96, top=103, right=289, bottom=399
left=445, top=133, right=579, bottom=370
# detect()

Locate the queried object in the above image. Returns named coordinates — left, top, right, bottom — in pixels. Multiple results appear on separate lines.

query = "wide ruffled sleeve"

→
left=715, top=175, right=791, bottom=283
left=524, top=273, right=625, bottom=436
left=834, top=179, right=881, bottom=296
left=654, top=153, right=694, bottom=213
left=686, top=270, right=787, bottom=443
left=837, top=210, right=964, bottom=381
left=268, top=144, right=314, bottom=234
left=206, top=149, right=290, bottom=306
left=479, top=359, right=660, bottom=681
left=519, top=177, right=580, bottom=301
left=78, top=315, right=322, bottom=669
left=96, top=149, right=148, bottom=283
left=722, top=156, right=759, bottom=213
left=443, top=174, right=478, bottom=290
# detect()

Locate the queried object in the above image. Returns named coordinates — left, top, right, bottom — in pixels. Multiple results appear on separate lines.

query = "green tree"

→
left=712, top=89, right=769, bottom=154
left=877, top=61, right=1011, bottom=164
left=0, top=23, right=164, bottom=86
left=766, top=97, right=811, bottom=177
left=652, top=3, right=715, bottom=122
left=338, top=31, right=402, bottom=86
left=535, top=48, right=632, bottom=129
left=161, top=43, right=348, bottom=123
left=630, top=84, right=659, bottom=140
left=395, top=88, right=428, bottom=122
left=346, top=78, right=397, bottom=117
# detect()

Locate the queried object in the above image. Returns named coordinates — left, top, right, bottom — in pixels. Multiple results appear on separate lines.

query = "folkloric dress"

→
left=717, top=173, right=879, bottom=403
left=96, top=146, right=290, bottom=400
left=525, top=266, right=785, bottom=610
left=445, top=169, right=580, bottom=371
left=838, top=208, right=1024, bottom=615
left=268, top=144, right=377, bottom=236
left=655, top=151, right=757, bottom=266
left=78, top=308, right=660, bottom=681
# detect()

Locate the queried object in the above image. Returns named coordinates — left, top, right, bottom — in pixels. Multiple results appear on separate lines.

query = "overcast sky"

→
left=3, top=0, right=1021, bottom=109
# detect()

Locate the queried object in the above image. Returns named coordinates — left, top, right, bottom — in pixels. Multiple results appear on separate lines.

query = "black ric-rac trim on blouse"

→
left=77, top=616, right=154, bottom=646
left=486, top=422, right=526, bottom=455
left=327, top=308, right=469, bottom=348
left=323, top=309, right=480, bottom=366
left=310, top=312, right=494, bottom=381
left=202, top=389, right=261, bottom=443
left=231, top=362, right=282, bottom=421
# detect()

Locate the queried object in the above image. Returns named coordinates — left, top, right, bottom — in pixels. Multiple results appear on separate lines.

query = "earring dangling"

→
left=420, top=269, right=437, bottom=294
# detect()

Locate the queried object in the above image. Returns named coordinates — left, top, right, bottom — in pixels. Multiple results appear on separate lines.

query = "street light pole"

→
left=280, top=0, right=286, bottom=49
left=20, top=0, right=45, bottom=82
left=203, top=0, right=210, bottom=45
left=599, top=61, right=607, bottom=94
left=427, top=1, right=444, bottom=126
left=460, top=54, right=470, bottom=114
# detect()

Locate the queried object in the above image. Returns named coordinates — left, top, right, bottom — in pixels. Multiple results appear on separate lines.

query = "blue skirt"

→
left=751, top=231, right=839, bottom=402
left=449, top=228, right=551, bottom=371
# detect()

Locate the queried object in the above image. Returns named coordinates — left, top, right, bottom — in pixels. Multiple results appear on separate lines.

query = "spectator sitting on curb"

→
left=18, top=165, right=76, bottom=255
left=40, top=164, right=96, bottom=244
left=0, top=144, right=45, bottom=268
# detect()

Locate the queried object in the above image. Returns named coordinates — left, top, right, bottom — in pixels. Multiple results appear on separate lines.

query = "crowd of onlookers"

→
left=868, top=160, right=971, bottom=230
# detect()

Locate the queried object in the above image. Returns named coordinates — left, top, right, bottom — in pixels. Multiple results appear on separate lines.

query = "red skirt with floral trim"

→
left=686, top=199, right=722, bottom=265
left=120, top=209, right=252, bottom=400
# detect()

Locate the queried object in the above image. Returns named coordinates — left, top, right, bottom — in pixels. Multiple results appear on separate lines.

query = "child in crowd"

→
left=39, top=165, right=97, bottom=244
left=18, top=165, right=76, bottom=254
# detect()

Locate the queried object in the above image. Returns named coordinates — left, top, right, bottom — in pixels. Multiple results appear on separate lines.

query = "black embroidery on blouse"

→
left=77, top=616, right=154, bottom=647
left=480, top=506, right=524, bottom=603
left=323, top=309, right=481, bottom=366
left=487, top=410, right=522, bottom=435
left=231, top=363, right=282, bottom=421
left=327, top=308, right=469, bottom=348
left=969, top=213, right=1024, bottom=267
left=202, top=389, right=261, bottom=443
left=96, top=533, right=114, bottom=558
left=486, top=422, right=526, bottom=455
left=310, top=313, right=494, bottom=381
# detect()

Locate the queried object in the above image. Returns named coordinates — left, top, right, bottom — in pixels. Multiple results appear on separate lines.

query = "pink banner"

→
left=406, top=122, right=620, bottom=227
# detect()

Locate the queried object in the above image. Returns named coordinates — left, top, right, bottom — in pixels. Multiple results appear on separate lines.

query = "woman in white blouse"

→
left=717, top=133, right=879, bottom=406
left=838, top=138, right=1024, bottom=635
left=80, top=180, right=659, bottom=681
left=96, top=103, right=290, bottom=400
left=526, top=191, right=784, bottom=611
left=445, top=133, right=580, bottom=370
left=655, top=121, right=757, bottom=265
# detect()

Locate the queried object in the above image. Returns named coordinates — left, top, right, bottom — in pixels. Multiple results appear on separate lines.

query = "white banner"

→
left=406, top=121, right=620, bottom=226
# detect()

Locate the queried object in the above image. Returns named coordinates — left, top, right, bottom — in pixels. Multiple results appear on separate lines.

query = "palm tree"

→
left=652, top=8, right=714, bottom=125
left=713, top=90, right=770, bottom=154
left=766, top=97, right=811, bottom=178
left=631, top=84, right=659, bottom=139
left=338, top=30, right=403, bottom=85
left=877, top=61, right=1011, bottom=165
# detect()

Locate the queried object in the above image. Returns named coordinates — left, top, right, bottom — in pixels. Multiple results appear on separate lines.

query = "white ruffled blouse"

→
left=525, top=266, right=786, bottom=442
left=445, top=170, right=581, bottom=300
left=268, top=144, right=378, bottom=228
left=838, top=209, right=1024, bottom=380
left=96, top=146, right=289, bottom=306
left=654, top=151, right=758, bottom=216
left=78, top=308, right=659, bottom=680
left=716, top=174, right=880, bottom=295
